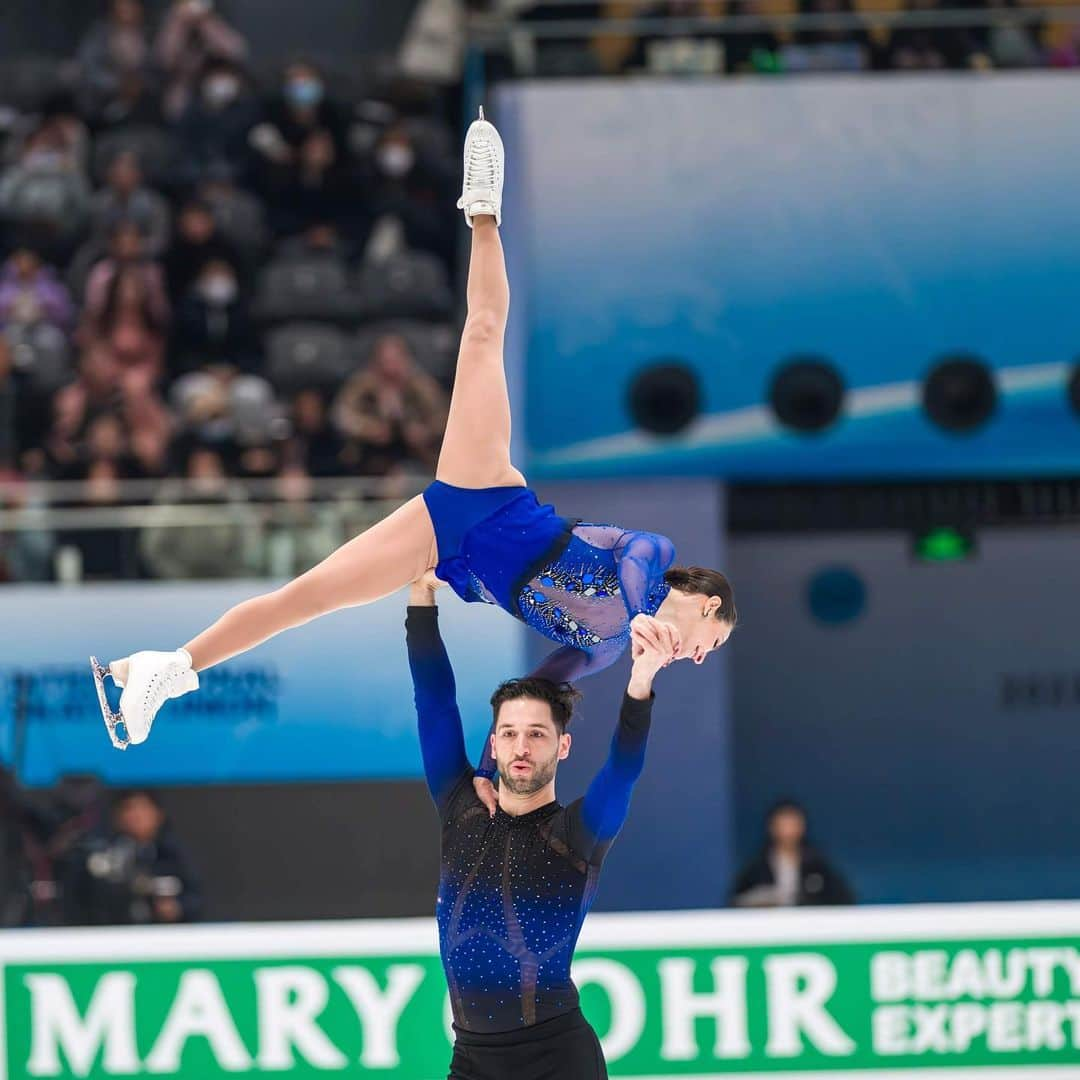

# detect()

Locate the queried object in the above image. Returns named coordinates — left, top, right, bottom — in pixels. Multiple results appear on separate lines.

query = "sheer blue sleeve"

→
left=572, top=693, right=654, bottom=863
left=613, top=531, right=676, bottom=619
left=406, top=606, right=472, bottom=813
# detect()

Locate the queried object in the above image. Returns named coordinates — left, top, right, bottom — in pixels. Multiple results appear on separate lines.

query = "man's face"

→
left=492, top=699, right=570, bottom=796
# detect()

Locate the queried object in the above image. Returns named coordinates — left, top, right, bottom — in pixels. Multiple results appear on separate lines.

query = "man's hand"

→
left=630, top=613, right=681, bottom=663
left=627, top=618, right=678, bottom=700
left=408, top=570, right=446, bottom=607
left=473, top=776, right=497, bottom=817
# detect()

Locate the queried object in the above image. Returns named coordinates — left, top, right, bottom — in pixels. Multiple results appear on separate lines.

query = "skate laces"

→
left=142, top=662, right=186, bottom=716
left=464, top=133, right=499, bottom=194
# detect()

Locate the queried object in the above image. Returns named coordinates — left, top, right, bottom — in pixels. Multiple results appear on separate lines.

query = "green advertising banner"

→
left=2, top=903, right=1079, bottom=1079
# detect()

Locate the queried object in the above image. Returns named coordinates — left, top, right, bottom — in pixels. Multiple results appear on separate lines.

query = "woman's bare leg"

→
left=436, top=216, right=526, bottom=490
left=181, top=495, right=437, bottom=672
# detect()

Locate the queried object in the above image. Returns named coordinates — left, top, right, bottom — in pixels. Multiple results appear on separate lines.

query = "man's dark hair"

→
left=664, top=565, right=738, bottom=627
left=489, top=678, right=582, bottom=735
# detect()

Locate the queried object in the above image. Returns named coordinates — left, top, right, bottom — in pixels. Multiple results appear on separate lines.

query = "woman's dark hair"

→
left=98, top=264, right=165, bottom=336
left=664, top=566, right=737, bottom=626
left=489, top=678, right=582, bottom=735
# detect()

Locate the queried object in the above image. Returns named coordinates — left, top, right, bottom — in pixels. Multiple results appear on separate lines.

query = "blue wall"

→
left=497, top=75, right=1080, bottom=480
left=727, top=526, right=1080, bottom=904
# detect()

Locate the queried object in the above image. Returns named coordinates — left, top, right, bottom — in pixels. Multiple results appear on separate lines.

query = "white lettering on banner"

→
left=145, top=969, right=252, bottom=1073
left=571, top=959, right=645, bottom=1062
left=763, top=954, right=855, bottom=1058
left=988, top=1001, right=1024, bottom=1052
left=872, top=999, right=1080, bottom=1055
left=331, top=964, right=425, bottom=1068
left=25, top=972, right=139, bottom=1077
left=658, top=957, right=750, bottom=1061
left=254, top=967, right=346, bottom=1070
left=872, top=1006, right=908, bottom=1056
left=871, top=946, right=1079, bottom=1002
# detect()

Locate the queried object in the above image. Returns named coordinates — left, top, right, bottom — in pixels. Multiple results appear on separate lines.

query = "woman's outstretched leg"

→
left=438, top=112, right=525, bottom=491
left=102, top=495, right=437, bottom=746
left=181, top=495, right=437, bottom=671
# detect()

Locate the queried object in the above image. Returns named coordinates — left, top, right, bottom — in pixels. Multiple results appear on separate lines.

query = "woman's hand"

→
left=473, top=776, right=497, bottom=817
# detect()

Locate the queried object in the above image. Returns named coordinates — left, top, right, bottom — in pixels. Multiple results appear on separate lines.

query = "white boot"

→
left=90, top=649, right=199, bottom=749
left=456, top=106, right=504, bottom=228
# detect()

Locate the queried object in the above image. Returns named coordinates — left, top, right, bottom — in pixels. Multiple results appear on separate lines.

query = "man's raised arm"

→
left=406, top=573, right=471, bottom=815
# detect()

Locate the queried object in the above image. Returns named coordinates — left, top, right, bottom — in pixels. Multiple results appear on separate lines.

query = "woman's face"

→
left=112, top=0, right=144, bottom=27
left=666, top=597, right=733, bottom=665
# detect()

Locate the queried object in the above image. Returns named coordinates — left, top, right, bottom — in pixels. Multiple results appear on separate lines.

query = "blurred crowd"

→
left=0, top=0, right=460, bottom=580
left=500, top=0, right=1080, bottom=74
left=1, top=769, right=201, bottom=927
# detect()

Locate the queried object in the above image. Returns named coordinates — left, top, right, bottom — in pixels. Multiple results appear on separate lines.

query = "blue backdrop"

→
left=497, top=75, right=1080, bottom=479
left=2, top=583, right=523, bottom=786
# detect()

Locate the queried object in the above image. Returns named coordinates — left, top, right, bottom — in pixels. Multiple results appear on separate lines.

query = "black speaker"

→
left=627, top=361, right=702, bottom=435
left=922, top=356, right=996, bottom=433
left=1067, top=363, right=1080, bottom=417
left=768, top=357, right=845, bottom=433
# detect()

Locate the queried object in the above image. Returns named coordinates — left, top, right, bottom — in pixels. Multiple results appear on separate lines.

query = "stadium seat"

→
left=253, top=256, right=363, bottom=326
left=353, top=251, right=455, bottom=322
left=265, top=322, right=355, bottom=391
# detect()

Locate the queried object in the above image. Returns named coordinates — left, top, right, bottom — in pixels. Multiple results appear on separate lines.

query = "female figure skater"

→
left=93, top=109, right=736, bottom=753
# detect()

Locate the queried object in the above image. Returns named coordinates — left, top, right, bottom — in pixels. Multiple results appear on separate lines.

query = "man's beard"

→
left=497, top=753, right=558, bottom=796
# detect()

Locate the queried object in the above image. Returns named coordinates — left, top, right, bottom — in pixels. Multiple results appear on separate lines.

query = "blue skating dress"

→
left=422, top=480, right=675, bottom=686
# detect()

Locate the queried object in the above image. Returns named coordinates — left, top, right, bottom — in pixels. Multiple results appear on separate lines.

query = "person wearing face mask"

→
left=175, top=59, right=260, bottom=186
left=365, top=123, right=458, bottom=270
left=172, top=257, right=257, bottom=373
left=157, top=0, right=250, bottom=121
left=0, top=120, right=92, bottom=245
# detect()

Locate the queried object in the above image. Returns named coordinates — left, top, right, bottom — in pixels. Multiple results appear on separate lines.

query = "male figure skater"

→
left=406, top=572, right=676, bottom=1079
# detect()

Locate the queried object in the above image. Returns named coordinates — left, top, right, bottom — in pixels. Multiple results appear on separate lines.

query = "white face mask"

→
left=199, top=276, right=237, bottom=305
left=377, top=144, right=415, bottom=178
left=203, top=76, right=240, bottom=107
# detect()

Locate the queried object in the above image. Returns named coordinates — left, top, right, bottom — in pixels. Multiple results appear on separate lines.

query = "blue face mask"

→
left=286, top=79, right=324, bottom=108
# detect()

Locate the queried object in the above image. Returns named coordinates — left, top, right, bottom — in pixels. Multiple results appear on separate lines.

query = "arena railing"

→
left=0, top=475, right=428, bottom=584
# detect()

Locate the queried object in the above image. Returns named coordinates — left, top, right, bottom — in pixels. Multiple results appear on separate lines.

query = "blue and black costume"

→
left=407, top=605, right=653, bottom=1079
left=423, top=481, right=676, bottom=685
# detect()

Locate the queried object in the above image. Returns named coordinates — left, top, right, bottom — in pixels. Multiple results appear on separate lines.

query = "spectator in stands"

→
left=121, top=365, right=174, bottom=476
left=82, top=256, right=170, bottom=382
left=249, top=59, right=348, bottom=174
left=0, top=115, right=92, bottom=249
left=66, top=790, right=202, bottom=925
left=172, top=257, right=257, bottom=372
left=0, top=768, right=34, bottom=926
left=170, top=363, right=280, bottom=456
left=284, top=387, right=347, bottom=477
left=139, top=444, right=256, bottom=579
left=731, top=800, right=855, bottom=907
left=47, top=340, right=123, bottom=474
left=76, top=0, right=155, bottom=124
left=261, top=126, right=354, bottom=240
left=166, top=197, right=242, bottom=297
left=332, top=332, right=448, bottom=474
left=881, top=0, right=989, bottom=69
left=156, top=0, right=250, bottom=121
left=365, top=123, right=456, bottom=266
left=174, top=57, right=260, bottom=186
left=196, top=164, right=268, bottom=262
left=0, top=245, right=74, bottom=334
left=0, top=336, right=26, bottom=471
left=98, top=70, right=164, bottom=130
left=276, top=221, right=349, bottom=262
left=89, top=151, right=171, bottom=259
